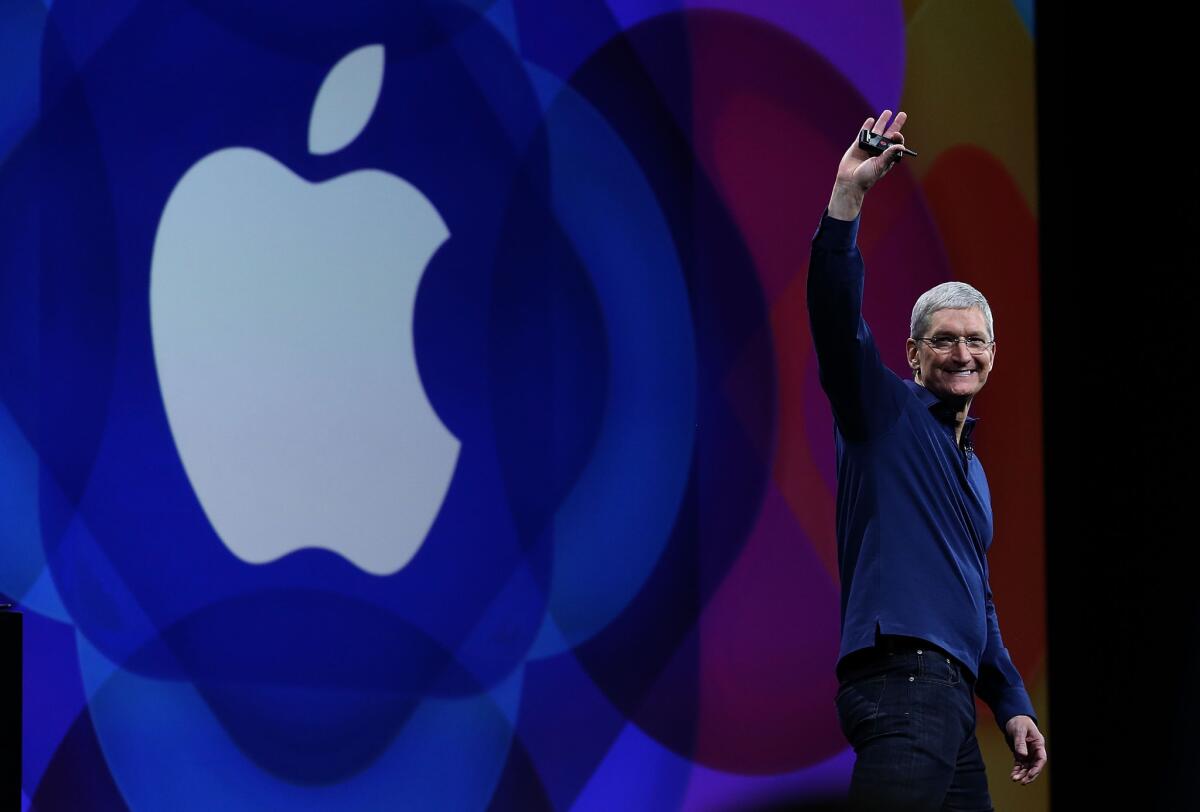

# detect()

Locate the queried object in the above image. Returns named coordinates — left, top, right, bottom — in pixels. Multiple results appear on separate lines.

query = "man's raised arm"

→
left=806, top=111, right=910, bottom=439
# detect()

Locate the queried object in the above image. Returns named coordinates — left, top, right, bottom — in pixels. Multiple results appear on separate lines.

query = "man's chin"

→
left=929, top=381, right=979, bottom=404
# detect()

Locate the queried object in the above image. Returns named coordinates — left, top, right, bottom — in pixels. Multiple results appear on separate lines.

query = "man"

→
left=807, top=110, right=1047, bottom=810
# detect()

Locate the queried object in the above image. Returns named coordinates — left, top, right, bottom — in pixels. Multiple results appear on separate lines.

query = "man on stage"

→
left=807, top=110, right=1047, bottom=810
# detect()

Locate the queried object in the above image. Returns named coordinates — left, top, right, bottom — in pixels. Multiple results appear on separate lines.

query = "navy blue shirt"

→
left=807, top=211, right=1036, bottom=729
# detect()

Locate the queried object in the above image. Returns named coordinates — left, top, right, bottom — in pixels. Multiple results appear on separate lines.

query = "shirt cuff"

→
left=813, top=208, right=861, bottom=251
left=992, top=690, right=1039, bottom=733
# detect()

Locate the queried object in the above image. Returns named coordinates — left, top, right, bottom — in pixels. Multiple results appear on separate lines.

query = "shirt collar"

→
left=903, top=379, right=979, bottom=447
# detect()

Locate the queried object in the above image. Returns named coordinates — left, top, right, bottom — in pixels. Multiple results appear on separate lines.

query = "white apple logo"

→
left=150, top=44, right=459, bottom=576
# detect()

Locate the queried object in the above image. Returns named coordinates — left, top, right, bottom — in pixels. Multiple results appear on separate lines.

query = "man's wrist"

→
left=827, top=184, right=865, bottom=221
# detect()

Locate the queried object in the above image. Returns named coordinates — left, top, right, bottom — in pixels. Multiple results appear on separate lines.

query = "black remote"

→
left=858, top=129, right=918, bottom=158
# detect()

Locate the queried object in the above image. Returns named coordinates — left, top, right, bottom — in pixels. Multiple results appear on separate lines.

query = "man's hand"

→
left=827, top=109, right=908, bottom=221
left=1004, top=714, right=1047, bottom=785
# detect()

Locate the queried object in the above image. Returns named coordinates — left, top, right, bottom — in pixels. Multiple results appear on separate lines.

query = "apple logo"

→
left=149, top=44, right=458, bottom=576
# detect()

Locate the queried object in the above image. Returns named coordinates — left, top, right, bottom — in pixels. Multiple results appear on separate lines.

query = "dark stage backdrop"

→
left=0, top=1, right=1046, bottom=809
left=1038, top=4, right=1199, bottom=810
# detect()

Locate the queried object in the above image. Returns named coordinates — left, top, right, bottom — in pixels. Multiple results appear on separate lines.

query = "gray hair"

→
left=909, top=281, right=994, bottom=340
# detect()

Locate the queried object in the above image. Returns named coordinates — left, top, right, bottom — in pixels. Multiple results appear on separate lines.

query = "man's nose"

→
left=950, top=340, right=972, bottom=362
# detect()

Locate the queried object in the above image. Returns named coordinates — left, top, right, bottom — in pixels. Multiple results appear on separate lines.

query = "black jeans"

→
left=835, top=638, right=993, bottom=811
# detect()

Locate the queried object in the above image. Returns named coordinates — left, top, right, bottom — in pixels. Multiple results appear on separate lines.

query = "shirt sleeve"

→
left=975, top=557, right=1039, bottom=731
left=806, top=210, right=902, bottom=439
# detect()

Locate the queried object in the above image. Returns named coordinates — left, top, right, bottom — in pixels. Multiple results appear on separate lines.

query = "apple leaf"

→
left=308, top=44, right=385, bottom=156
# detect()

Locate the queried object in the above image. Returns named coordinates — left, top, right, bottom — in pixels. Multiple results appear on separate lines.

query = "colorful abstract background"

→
left=0, top=1, right=1046, bottom=809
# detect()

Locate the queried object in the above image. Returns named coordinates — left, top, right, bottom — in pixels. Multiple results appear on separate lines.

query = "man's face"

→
left=905, top=307, right=995, bottom=402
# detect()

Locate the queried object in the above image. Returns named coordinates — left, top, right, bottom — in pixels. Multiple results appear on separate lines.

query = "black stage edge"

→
left=1039, top=5, right=1198, bottom=809
left=0, top=610, right=20, bottom=812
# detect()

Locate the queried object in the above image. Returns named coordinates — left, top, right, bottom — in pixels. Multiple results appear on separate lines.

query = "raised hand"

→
left=827, top=109, right=908, bottom=220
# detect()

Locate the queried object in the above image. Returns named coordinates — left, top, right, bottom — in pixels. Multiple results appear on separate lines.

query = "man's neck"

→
left=915, top=379, right=973, bottom=446
left=946, top=395, right=973, bottom=447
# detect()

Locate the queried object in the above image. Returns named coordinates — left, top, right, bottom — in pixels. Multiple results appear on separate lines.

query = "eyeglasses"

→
left=916, top=335, right=995, bottom=355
